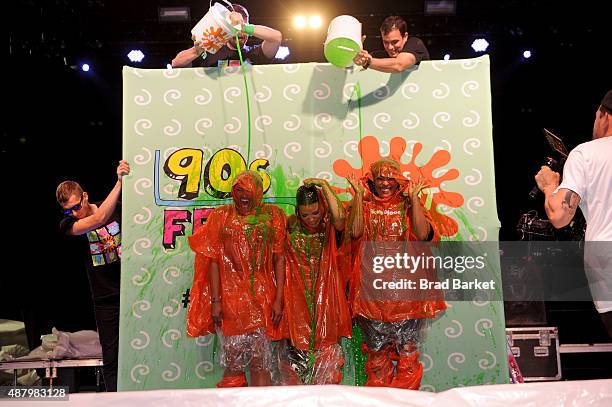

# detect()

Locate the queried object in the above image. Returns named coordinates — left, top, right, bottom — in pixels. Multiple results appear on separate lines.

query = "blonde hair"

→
left=56, top=181, right=83, bottom=205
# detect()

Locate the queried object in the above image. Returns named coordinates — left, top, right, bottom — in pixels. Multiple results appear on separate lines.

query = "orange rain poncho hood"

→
left=363, top=158, right=409, bottom=202
left=231, top=170, right=264, bottom=213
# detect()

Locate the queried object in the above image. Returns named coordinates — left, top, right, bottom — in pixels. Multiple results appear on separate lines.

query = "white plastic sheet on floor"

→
left=3, top=380, right=611, bottom=407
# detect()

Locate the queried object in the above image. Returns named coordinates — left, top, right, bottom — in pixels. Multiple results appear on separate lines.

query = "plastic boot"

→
left=390, top=352, right=424, bottom=390
left=216, top=372, right=248, bottom=388
left=278, top=360, right=302, bottom=385
left=313, top=345, right=344, bottom=384
left=362, top=344, right=394, bottom=387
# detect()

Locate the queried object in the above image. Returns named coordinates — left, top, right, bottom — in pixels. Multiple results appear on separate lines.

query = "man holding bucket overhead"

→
left=172, top=3, right=282, bottom=68
left=353, top=16, right=430, bottom=73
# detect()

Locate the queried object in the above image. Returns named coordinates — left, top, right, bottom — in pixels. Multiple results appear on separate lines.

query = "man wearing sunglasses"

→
left=55, top=159, right=130, bottom=391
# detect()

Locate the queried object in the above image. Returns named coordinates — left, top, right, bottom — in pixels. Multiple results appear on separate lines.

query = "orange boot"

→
left=362, top=344, right=394, bottom=387
left=390, top=351, right=423, bottom=390
left=216, top=372, right=248, bottom=387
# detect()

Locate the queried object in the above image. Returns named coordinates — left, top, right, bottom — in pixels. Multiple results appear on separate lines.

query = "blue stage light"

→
left=471, top=38, right=489, bottom=52
left=275, top=46, right=291, bottom=60
left=128, top=50, right=145, bottom=63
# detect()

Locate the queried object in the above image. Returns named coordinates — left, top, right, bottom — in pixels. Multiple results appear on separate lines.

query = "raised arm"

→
left=405, top=179, right=432, bottom=240
left=535, top=166, right=581, bottom=228
left=346, top=174, right=365, bottom=239
left=251, top=25, right=282, bottom=59
left=303, top=178, right=346, bottom=231
left=68, top=160, right=130, bottom=235
left=171, top=43, right=204, bottom=68
left=228, top=11, right=282, bottom=59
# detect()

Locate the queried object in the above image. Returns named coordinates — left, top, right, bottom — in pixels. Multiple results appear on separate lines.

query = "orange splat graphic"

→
left=200, top=26, right=228, bottom=51
left=101, top=234, right=117, bottom=252
left=333, top=135, right=464, bottom=237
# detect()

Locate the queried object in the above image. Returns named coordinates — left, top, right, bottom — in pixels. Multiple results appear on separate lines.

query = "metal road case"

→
left=506, top=327, right=561, bottom=381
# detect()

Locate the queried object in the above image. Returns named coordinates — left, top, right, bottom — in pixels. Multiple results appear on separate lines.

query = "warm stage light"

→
left=294, top=16, right=307, bottom=29
left=308, top=15, right=322, bottom=29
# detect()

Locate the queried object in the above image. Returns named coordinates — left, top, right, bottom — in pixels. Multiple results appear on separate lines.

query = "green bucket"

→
left=324, top=37, right=362, bottom=68
left=324, top=15, right=362, bottom=68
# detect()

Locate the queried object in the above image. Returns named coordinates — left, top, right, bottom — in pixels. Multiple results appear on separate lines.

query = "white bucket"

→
left=191, top=1, right=237, bottom=55
left=324, top=15, right=362, bottom=68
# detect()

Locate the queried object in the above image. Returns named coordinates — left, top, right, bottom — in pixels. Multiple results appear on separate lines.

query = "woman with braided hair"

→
left=278, top=179, right=352, bottom=384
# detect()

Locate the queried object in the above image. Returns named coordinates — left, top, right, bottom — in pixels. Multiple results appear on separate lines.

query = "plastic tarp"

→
left=2, top=380, right=611, bottom=407
left=14, top=328, right=101, bottom=361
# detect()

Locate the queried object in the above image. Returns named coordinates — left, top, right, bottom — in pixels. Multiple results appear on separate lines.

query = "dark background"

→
left=3, top=0, right=611, bottom=379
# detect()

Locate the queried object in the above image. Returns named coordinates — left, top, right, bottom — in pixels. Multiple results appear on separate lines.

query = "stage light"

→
left=522, top=50, right=532, bottom=59
left=308, top=15, right=322, bottom=29
left=294, top=16, right=307, bottom=29
left=128, top=50, right=145, bottom=63
left=275, top=46, right=290, bottom=60
left=425, top=0, right=457, bottom=15
left=158, top=6, right=190, bottom=22
left=81, top=63, right=90, bottom=72
left=471, top=38, right=489, bottom=52
left=443, top=53, right=451, bottom=61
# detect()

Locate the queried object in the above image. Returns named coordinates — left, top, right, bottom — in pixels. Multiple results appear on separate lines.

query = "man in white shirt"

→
left=535, top=90, right=612, bottom=337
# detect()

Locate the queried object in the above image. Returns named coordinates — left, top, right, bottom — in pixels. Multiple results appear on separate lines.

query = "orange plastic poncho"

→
left=336, top=200, right=356, bottom=287
left=282, top=192, right=352, bottom=352
left=349, top=159, right=447, bottom=322
left=187, top=171, right=286, bottom=339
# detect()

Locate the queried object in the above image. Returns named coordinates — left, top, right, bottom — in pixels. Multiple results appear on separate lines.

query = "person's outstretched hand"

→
left=117, top=160, right=130, bottom=182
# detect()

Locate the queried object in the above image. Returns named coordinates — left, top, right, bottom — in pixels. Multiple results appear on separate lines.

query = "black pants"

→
left=94, top=301, right=119, bottom=392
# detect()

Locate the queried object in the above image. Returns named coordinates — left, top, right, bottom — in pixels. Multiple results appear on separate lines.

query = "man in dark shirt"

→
left=171, top=4, right=282, bottom=68
left=56, top=160, right=130, bottom=391
left=353, top=16, right=430, bottom=73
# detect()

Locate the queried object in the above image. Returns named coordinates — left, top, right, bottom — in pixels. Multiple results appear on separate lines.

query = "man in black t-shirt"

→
left=353, top=15, right=430, bottom=73
left=56, top=160, right=130, bottom=392
left=171, top=4, right=282, bottom=68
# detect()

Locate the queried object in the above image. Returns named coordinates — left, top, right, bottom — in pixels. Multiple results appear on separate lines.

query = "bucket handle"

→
left=210, top=0, right=237, bottom=30
left=209, top=0, right=235, bottom=12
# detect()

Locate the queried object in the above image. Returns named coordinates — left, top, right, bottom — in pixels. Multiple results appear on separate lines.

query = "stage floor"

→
left=1, top=379, right=611, bottom=406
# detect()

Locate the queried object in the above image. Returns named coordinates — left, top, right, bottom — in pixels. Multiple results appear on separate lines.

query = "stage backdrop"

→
left=119, top=55, right=507, bottom=391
